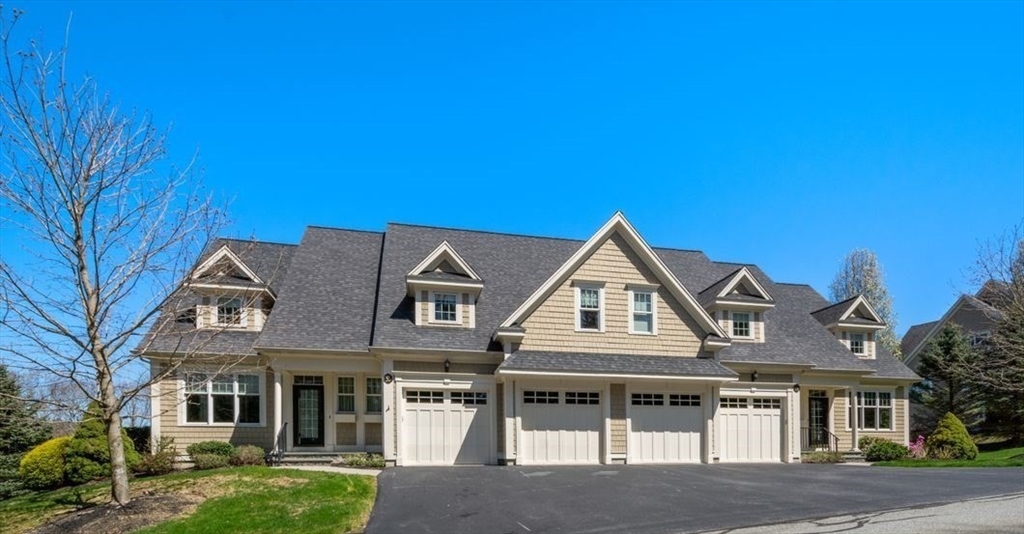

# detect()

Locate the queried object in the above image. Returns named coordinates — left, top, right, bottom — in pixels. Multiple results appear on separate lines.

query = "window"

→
left=366, top=378, right=383, bottom=413
left=631, top=290, right=655, bottom=334
left=721, top=397, right=748, bottom=409
left=184, top=373, right=263, bottom=425
left=451, top=391, right=487, bottom=405
left=849, top=333, right=865, bottom=354
left=669, top=394, right=700, bottom=406
left=849, top=391, right=893, bottom=430
left=433, top=293, right=458, bottom=322
left=406, top=390, right=443, bottom=403
left=565, top=392, right=600, bottom=405
left=524, top=391, right=559, bottom=404
left=631, top=393, right=664, bottom=406
left=216, top=297, right=243, bottom=326
left=732, top=312, right=751, bottom=338
left=971, top=332, right=990, bottom=347
left=577, top=286, right=602, bottom=331
left=337, top=377, right=355, bottom=413
left=752, top=398, right=781, bottom=409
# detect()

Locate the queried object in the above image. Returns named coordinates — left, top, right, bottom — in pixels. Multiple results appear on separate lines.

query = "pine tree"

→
left=829, top=248, right=901, bottom=358
left=0, top=364, right=52, bottom=499
left=913, top=324, right=985, bottom=431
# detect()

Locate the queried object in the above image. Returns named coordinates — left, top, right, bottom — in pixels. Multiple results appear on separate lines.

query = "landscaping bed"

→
left=874, top=446, right=1024, bottom=468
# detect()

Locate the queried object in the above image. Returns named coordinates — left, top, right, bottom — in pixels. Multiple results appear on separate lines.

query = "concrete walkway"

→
left=273, top=464, right=382, bottom=476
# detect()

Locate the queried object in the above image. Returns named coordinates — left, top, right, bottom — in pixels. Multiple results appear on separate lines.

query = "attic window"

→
left=849, top=332, right=865, bottom=354
left=433, top=293, right=458, bottom=322
left=732, top=312, right=751, bottom=338
left=217, top=297, right=243, bottom=326
left=576, top=286, right=603, bottom=331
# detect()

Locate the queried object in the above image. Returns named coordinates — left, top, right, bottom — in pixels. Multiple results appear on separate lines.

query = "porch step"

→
left=842, top=451, right=867, bottom=463
left=279, top=452, right=341, bottom=466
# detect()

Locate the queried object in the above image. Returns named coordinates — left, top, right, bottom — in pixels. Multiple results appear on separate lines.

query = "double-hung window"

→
left=849, top=391, right=893, bottom=430
left=337, top=377, right=355, bottom=413
left=631, top=290, right=655, bottom=334
left=216, top=297, right=244, bottom=326
left=732, top=312, right=751, bottom=338
left=433, top=293, right=458, bottom=323
left=849, top=333, right=865, bottom=354
left=366, top=378, right=383, bottom=413
left=185, top=373, right=263, bottom=425
left=576, top=285, right=603, bottom=331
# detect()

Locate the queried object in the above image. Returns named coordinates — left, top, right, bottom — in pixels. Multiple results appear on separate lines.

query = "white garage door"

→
left=402, top=389, right=492, bottom=465
left=719, top=397, right=782, bottom=462
left=629, top=393, right=703, bottom=463
left=520, top=390, right=602, bottom=464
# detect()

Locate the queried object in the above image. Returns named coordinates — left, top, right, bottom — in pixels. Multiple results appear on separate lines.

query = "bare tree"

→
left=968, top=225, right=1024, bottom=395
left=0, top=8, right=228, bottom=504
left=828, top=248, right=901, bottom=358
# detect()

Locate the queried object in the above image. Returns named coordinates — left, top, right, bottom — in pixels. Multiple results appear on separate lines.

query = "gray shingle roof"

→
left=901, top=321, right=939, bottom=357
left=256, top=227, right=384, bottom=351
left=499, top=350, right=738, bottom=378
left=810, top=295, right=860, bottom=326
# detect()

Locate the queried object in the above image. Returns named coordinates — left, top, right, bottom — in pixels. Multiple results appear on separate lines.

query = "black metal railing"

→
left=801, top=426, right=839, bottom=452
left=269, top=422, right=288, bottom=466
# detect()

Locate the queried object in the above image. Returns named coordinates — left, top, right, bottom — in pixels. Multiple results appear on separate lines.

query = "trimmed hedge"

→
left=927, top=412, right=978, bottom=460
left=192, top=453, right=230, bottom=470
left=18, top=437, right=70, bottom=489
left=230, top=445, right=266, bottom=466
left=864, top=439, right=909, bottom=462
left=186, top=441, right=234, bottom=458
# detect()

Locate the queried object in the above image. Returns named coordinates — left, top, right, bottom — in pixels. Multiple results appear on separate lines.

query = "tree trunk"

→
left=105, top=399, right=131, bottom=505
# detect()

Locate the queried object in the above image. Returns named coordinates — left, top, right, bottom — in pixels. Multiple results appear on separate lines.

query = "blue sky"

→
left=12, top=1, right=1024, bottom=335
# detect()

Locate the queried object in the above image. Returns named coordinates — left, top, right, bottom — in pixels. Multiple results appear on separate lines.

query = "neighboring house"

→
left=901, top=281, right=1006, bottom=370
left=140, top=213, right=918, bottom=466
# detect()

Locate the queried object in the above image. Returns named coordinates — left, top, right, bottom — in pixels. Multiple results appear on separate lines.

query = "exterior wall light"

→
left=444, top=359, right=451, bottom=373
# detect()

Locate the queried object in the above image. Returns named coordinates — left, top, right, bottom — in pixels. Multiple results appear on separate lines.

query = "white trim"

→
left=428, top=291, right=462, bottom=325
left=499, top=212, right=728, bottom=339
left=190, top=245, right=264, bottom=284
left=845, top=388, right=897, bottom=433
left=496, top=369, right=739, bottom=382
left=575, top=283, right=605, bottom=333
left=718, top=267, right=774, bottom=302
left=177, top=370, right=267, bottom=427
left=628, top=287, right=658, bottom=335
left=838, top=295, right=885, bottom=325
left=728, top=310, right=754, bottom=340
left=407, top=240, right=482, bottom=280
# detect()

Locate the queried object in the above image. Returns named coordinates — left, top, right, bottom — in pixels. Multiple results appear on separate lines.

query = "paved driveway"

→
left=366, top=464, right=1024, bottom=534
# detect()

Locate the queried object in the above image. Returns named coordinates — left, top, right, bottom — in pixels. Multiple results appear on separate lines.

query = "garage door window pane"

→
left=565, top=392, right=600, bottom=405
left=524, top=391, right=558, bottom=404
left=406, top=390, right=443, bottom=404
left=631, top=393, right=664, bottom=406
left=669, top=394, right=700, bottom=406
left=721, top=397, right=748, bottom=408
left=451, top=391, right=487, bottom=405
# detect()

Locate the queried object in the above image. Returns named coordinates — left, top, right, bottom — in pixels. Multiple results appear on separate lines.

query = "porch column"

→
left=850, top=388, right=860, bottom=452
left=274, top=371, right=283, bottom=452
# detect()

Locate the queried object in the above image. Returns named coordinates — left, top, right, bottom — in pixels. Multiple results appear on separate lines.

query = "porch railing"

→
left=801, top=426, right=839, bottom=452
left=269, top=422, right=288, bottom=466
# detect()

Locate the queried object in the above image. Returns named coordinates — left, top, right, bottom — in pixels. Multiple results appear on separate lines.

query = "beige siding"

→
left=336, top=423, right=357, bottom=446
left=833, top=391, right=907, bottom=450
left=365, top=423, right=382, bottom=446
left=462, top=293, right=470, bottom=325
left=420, top=290, right=429, bottom=324
left=610, top=384, right=626, bottom=454
left=157, top=370, right=275, bottom=452
left=520, top=233, right=706, bottom=356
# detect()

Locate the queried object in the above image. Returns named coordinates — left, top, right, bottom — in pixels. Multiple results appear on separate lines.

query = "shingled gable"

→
left=811, top=294, right=885, bottom=328
left=901, top=292, right=1003, bottom=368
left=498, top=212, right=728, bottom=343
left=190, top=244, right=265, bottom=286
left=698, top=266, right=775, bottom=308
left=407, top=241, right=481, bottom=280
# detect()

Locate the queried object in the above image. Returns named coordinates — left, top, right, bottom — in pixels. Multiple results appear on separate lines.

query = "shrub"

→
left=192, top=453, right=230, bottom=470
left=863, top=439, right=909, bottom=462
left=927, top=412, right=978, bottom=460
left=230, top=445, right=266, bottom=467
left=64, top=405, right=141, bottom=485
left=858, top=436, right=883, bottom=451
left=802, top=451, right=845, bottom=464
left=186, top=441, right=235, bottom=458
left=137, top=436, right=176, bottom=476
left=908, top=435, right=927, bottom=459
left=18, top=437, right=70, bottom=490
left=339, top=453, right=385, bottom=468
left=125, top=426, right=152, bottom=455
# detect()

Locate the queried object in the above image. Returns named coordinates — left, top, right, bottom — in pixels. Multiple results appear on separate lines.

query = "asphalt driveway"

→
left=366, top=464, right=1024, bottom=534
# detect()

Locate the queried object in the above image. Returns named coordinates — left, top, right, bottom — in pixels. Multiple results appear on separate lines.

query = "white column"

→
left=355, top=373, right=366, bottom=449
left=602, top=382, right=612, bottom=465
left=149, top=361, right=161, bottom=452
left=787, top=386, right=801, bottom=463
left=381, top=359, right=396, bottom=465
left=850, top=388, right=860, bottom=452
left=273, top=371, right=283, bottom=452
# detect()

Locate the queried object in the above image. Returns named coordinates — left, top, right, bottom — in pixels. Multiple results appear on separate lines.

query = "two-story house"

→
left=140, top=213, right=918, bottom=466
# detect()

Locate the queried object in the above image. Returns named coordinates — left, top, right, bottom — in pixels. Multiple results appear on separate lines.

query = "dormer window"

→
left=732, top=312, right=751, bottom=338
left=433, top=293, right=458, bottom=323
left=576, top=285, right=604, bottom=331
left=849, top=332, right=865, bottom=354
left=216, top=297, right=244, bottom=326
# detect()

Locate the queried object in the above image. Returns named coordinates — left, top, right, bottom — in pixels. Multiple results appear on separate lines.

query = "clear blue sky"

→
left=13, top=1, right=1024, bottom=336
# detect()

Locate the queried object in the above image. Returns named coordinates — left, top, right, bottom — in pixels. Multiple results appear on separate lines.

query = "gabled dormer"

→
left=186, top=245, right=275, bottom=330
left=699, top=267, right=774, bottom=343
left=406, top=241, right=482, bottom=328
left=811, top=294, right=885, bottom=359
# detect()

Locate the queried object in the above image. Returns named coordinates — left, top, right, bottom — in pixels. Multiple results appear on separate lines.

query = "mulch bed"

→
left=29, top=491, right=202, bottom=534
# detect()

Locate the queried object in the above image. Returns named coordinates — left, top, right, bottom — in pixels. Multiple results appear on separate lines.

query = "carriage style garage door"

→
left=629, top=392, right=703, bottom=463
left=719, top=397, right=782, bottom=462
left=401, top=389, right=492, bottom=465
left=520, top=390, right=603, bottom=464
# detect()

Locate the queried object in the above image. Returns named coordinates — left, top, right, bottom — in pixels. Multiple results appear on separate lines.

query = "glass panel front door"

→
left=294, top=385, right=324, bottom=446
left=809, top=396, right=828, bottom=449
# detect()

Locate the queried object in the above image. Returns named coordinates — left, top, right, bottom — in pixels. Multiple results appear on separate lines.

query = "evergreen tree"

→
left=0, top=364, right=52, bottom=499
left=829, top=249, right=901, bottom=358
left=913, top=324, right=985, bottom=431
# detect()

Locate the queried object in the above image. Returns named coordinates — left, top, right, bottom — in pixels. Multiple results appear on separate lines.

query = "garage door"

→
left=520, top=390, right=602, bottom=464
left=402, top=389, right=492, bottom=465
left=629, top=393, right=703, bottom=463
left=719, top=397, right=782, bottom=462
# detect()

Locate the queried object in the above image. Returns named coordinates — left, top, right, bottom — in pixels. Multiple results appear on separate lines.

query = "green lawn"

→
left=875, top=446, right=1024, bottom=468
left=0, top=467, right=376, bottom=534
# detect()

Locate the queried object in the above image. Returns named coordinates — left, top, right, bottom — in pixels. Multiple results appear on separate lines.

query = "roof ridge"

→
left=217, top=237, right=298, bottom=247
left=386, top=221, right=584, bottom=243
left=812, top=293, right=861, bottom=312
left=774, top=282, right=814, bottom=288
left=305, top=225, right=385, bottom=236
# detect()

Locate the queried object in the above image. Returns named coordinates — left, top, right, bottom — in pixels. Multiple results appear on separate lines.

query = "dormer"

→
left=811, top=294, right=885, bottom=359
left=406, top=241, right=482, bottom=328
left=699, top=267, right=774, bottom=343
left=185, top=245, right=275, bottom=331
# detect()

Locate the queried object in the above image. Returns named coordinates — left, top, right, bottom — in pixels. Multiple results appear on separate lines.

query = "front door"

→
left=809, top=395, right=829, bottom=449
left=293, top=385, right=325, bottom=446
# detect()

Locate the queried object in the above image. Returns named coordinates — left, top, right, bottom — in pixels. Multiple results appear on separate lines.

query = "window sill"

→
left=364, top=413, right=383, bottom=423
left=179, top=422, right=266, bottom=428
left=334, top=413, right=356, bottom=423
left=628, top=331, right=657, bottom=336
left=574, top=328, right=605, bottom=334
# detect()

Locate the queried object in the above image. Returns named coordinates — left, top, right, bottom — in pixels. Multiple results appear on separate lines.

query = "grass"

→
left=875, top=446, right=1024, bottom=468
left=0, top=467, right=376, bottom=534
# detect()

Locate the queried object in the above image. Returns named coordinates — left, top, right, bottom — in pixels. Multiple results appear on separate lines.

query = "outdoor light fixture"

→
left=444, top=359, right=451, bottom=373
left=751, top=370, right=759, bottom=382
left=793, top=384, right=801, bottom=393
